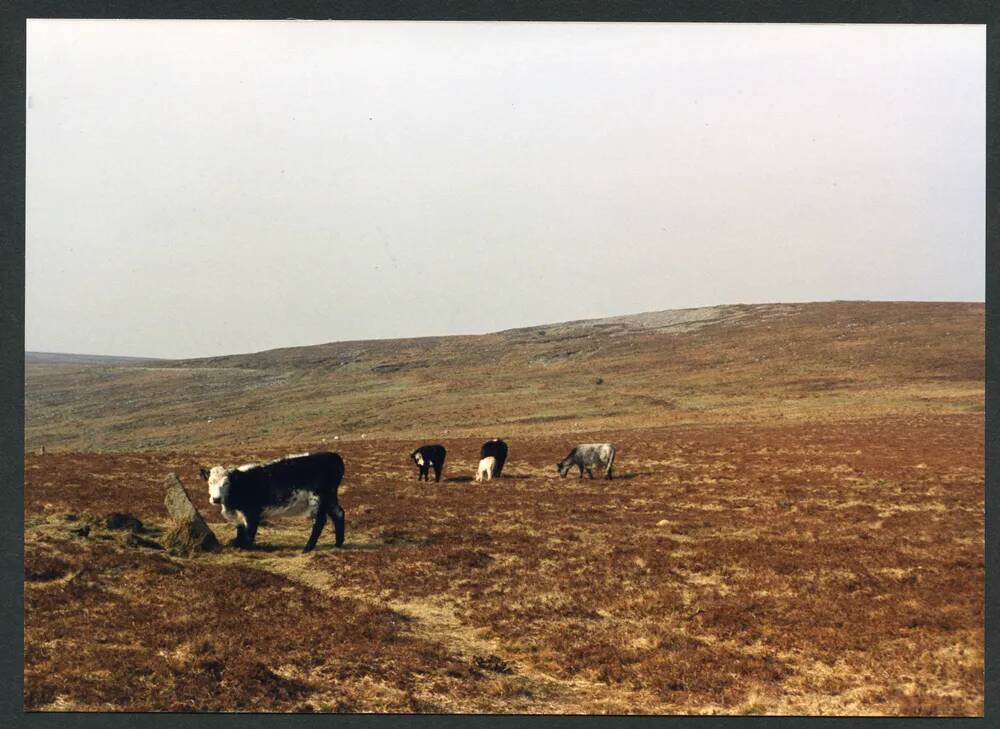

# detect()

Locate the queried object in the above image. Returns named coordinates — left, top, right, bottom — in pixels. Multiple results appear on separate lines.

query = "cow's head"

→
left=411, top=450, right=425, bottom=467
left=557, top=460, right=572, bottom=478
left=199, top=465, right=232, bottom=506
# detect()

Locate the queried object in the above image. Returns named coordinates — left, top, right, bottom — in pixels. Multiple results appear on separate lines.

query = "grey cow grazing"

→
left=558, top=443, right=616, bottom=480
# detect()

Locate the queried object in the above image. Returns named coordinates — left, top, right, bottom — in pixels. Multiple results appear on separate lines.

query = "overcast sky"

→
left=26, top=21, right=984, bottom=359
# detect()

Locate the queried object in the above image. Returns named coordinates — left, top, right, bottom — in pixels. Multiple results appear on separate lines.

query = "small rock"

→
left=473, top=654, right=513, bottom=675
left=105, top=512, right=143, bottom=532
left=70, top=525, right=91, bottom=538
left=656, top=519, right=670, bottom=527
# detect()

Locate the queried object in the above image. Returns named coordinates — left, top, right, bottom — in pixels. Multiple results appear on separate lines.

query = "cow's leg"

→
left=303, top=496, right=329, bottom=552
left=235, top=510, right=260, bottom=549
left=606, top=466, right=614, bottom=480
left=578, top=464, right=584, bottom=479
left=587, top=468, right=595, bottom=479
left=234, top=524, right=252, bottom=548
left=433, top=462, right=442, bottom=482
left=328, top=500, right=345, bottom=547
left=246, top=514, right=261, bottom=544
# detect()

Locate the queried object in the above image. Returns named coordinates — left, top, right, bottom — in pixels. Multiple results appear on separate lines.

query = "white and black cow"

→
left=480, top=439, right=508, bottom=478
left=411, top=444, right=446, bottom=482
left=199, top=451, right=345, bottom=552
left=557, top=443, right=616, bottom=480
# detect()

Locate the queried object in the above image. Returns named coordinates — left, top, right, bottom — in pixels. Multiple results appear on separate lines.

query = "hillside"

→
left=23, top=301, right=986, bottom=714
left=23, top=301, right=984, bottom=451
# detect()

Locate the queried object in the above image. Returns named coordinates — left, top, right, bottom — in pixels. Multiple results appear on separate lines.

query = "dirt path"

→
left=219, top=540, right=628, bottom=713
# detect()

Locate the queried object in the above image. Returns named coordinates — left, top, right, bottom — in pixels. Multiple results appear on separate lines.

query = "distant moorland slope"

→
left=24, top=301, right=983, bottom=451
left=25, top=352, right=165, bottom=366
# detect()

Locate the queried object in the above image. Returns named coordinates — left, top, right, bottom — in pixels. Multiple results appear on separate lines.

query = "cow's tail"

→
left=606, top=447, right=616, bottom=479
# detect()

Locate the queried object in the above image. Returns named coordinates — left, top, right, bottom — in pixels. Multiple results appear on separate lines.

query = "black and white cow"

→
left=557, top=443, right=616, bottom=480
left=411, top=444, right=446, bottom=482
left=199, top=451, right=345, bottom=552
left=480, top=439, right=508, bottom=478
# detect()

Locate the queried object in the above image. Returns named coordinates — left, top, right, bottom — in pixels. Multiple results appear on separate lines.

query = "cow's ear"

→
left=199, top=467, right=210, bottom=481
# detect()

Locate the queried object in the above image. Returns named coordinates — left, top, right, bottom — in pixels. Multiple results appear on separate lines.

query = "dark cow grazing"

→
left=411, top=444, right=446, bottom=482
left=480, top=439, right=508, bottom=478
left=558, top=443, right=616, bottom=480
left=199, top=451, right=345, bottom=552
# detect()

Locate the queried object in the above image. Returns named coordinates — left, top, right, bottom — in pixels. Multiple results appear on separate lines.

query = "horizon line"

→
left=24, top=298, right=985, bottom=363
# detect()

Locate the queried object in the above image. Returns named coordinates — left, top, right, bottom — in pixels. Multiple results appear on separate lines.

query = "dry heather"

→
left=24, top=413, right=983, bottom=714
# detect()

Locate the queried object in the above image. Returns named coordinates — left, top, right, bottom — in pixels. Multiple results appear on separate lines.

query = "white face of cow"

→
left=206, top=466, right=231, bottom=506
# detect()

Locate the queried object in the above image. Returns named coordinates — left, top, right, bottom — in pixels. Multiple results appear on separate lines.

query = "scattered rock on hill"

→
left=163, top=473, right=220, bottom=556
left=104, top=512, right=143, bottom=532
left=473, top=654, right=514, bottom=675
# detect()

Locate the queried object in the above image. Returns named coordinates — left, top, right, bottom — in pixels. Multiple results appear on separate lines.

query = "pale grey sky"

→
left=26, top=21, right=984, bottom=359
